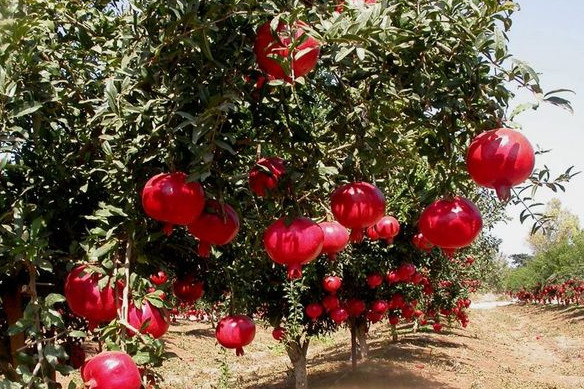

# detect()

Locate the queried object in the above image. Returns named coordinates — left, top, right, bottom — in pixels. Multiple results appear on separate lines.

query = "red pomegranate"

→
left=370, top=300, right=389, bottom=314
left=366, top=225, right=380, bottom=241
left=188, top=200, right=240, bottom=257
left=419, top=196, right=483, bottom=256
left=372, top=216, right=400, bottom=244
left=322, top=295, right=340, bottom=312
left=263, top=217, right=324, bottom=279
left=81, top=351, right=141, bottom=389
left=388, top=294, right=405, bottom=310
left=388, top=315, right=399, bottom=326
left=466, top=128, right=535, bottom=201
left=216, top=315, right=256, bottom=356
left=318, top=221, right=350, bottom=260
left=172, top=276, right=204, bottom=303
left=366, top=310, right=384, bottom=324
left=401, top=305, right=415, bottom=320
left=322, top=276, right=342, bottom=294
left=433, top=322, right=443, bottom=333
left=366, top=273, right=383, bottom=289
left=254, top=19, right=320, bottom=82
left=330, top=307, right=349, bottom=324
left=149, top=271, right=168, bottom=286
left=248, top=157, right=286, bottom=197
left=396, top=263, right=416, bottom=282
left=386, top=270, right=400, bottom=284
left=141, top=172, right=205, bottom=235
left=331, top=182, right=386, bottom=243
left=412, top=232, right=433, bottom=252
left=346, top=299, right=366, bottom=317
left=65, top=265, right=120, bottom=330
left=272, top=327, right=285, bottom=341
left=306, top=303, right=324, bottom=321
left=128, top=300, right=170, bottom=339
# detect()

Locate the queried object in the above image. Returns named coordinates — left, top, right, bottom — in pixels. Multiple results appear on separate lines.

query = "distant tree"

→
left=527, top=199, right=581, bottom=254
left=509, top=253, right=533, bottom=267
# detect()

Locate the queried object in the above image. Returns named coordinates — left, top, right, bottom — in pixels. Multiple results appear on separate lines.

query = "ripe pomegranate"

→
left=386, top=270, right=400, bottom=284
left=388, top=294, right=405, bottom=310
left=263, top=217, right=324, bottom=279
left=396, top=263, right=416, bottom=282
left=128, top=300, right=170, bottom=339
left=419, top=196, right=483, bottom=256
left=149, top=271, right=168, bottom=286
left=372, top=216, right=400, bottom=244
left=216, top=315, right=256, bottom=356
left=141, top=172, right=205, bottom=235
left=401, top=305, right=415, bottom=320
left=188, top=200, right=240, bottom=257
left=466, top=128, right=535, bottom=201
left=366, top=225, right=380, bottom=241
left=81, top=351, right=141, bottom=389
left=366, top=310, right=384, bottom=324
left=331, top=182, right=385, bottom=243
left=412, top=232, right=433, bottom=252
left=172, top=276, right=204, bottom=303
left=319, top=221, right=350, bottom=260
left=370, top=300, right=389, bottom=314
left=248, top=157, right=286, bottom=197
left=388, top=315, right=399, bottom=326
left=330, top=307, right=349, bottom=324
left=322, top=276, right=342, bottom=294
left=322, top=295, right=340, bottom=312
left=345, top=299, right=366, bottom=317
left=366, top=273, right=383, bottom=289
left=272, top=327, right=285, bottom=341
left=254, top=19, right=320, bottom=82
left=65, top=265, right=120, bottom=330
left=433, top=322, right=443, bottom=333
left=306, top=303, right=324, bottom=321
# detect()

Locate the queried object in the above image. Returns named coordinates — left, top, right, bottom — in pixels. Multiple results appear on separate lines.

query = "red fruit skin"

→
left=150, top=271, right=168, bottom=286
left=370, top=300, right=389, bottom=314
left=188, top=200, right=240, bottom=257
left=386, top=270, right=400, bottom=284
left=248, top=157, right=286, bottom=197
left=216, top=315, right=256, bottom=356
left=346, top=299, right=366, bottom=317
left=466, top=128, right=535, bottom=201
left=401, top=305, right=415, bottom=320
left=419, top=196, right=483, bottom=252
left=254, top=20, right=320, bottom=82
left=128, top=301, right=170, bottom=339
left=366, top=225, right=380, bottom=241
left=374, top=216, right=400, bottom=243
left=322, top=295, right=340, bottom=312
left=81, top=351, right=141, bottom=389
left=69, top=343, right=86, bottom=369
left=330, top=308, right=349, bottom=324
left=65, top=266, right=120, bottom=330
left=331, top=182, right=386, bottom=242
left=388, top=315, right=399, bottom=326
left=319, top=221, right=350, bottom=260
left=306, top=303, right=324, bottom=321
left=366, top=310, right=384, bottom=323
left=322, top=276, right=342, bottom=294
left=388, top=294, right=405, bottom=310
left=263, top=217, right=324, bottom=279
left=272, top=327, right=285, bottom=341
left=141, top=172, right=205, bottom=233
left=396, top=263, right=416, bottom=282
left=366, top=273, right=383, bottom=289
left=412, top=232, right=433, bottom=252
left=433, top=322, right=443, bottom=333
left=172, top=276, right=204, bottom=303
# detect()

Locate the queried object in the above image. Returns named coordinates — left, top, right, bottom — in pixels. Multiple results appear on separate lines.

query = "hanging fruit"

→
left=188, top=200, right=240, bottom=257
left=172, top=276, right=204, bottom=303
left=128, top=300, right=170, bottom=339
left=372, top=216, right=400, bottom=244
left=322, top=276, right=342, bottom=294
left=81, top=351, right=141, bottom=389
left=412, top=232, right=434, bottom=252
left=306, top=303, right=324, bottom=321
left=331, top=182, right=385, bottom=243
left=466, top=128, right=535, bottom=201
left=141, top=172, right=205, bottom=235
left=248, top=157, right=286, bottom=197
left=318, top=221, right=350, bottom=260
left=215, top=315, right=256, bottom=356
left=263, top=217, right=324, bottom=279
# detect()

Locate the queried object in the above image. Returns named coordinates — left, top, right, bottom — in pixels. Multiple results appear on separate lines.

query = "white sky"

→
left=491, top=0, right=584, bottom=255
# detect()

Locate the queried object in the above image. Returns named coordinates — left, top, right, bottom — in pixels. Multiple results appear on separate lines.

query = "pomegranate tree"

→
left=248, top=157, right=286, bottom=197
left=188, top=200, right=240, bottom=257
left=215, top=315, right=256, bottom=356
left=81, top=351, right=141, bottom=389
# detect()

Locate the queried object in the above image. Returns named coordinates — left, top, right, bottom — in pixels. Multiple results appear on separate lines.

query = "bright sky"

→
left=491, top=0, right=584, bottom=255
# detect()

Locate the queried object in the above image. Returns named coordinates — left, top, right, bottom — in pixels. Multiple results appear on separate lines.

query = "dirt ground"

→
left=153, top=296, right=584, bottom=389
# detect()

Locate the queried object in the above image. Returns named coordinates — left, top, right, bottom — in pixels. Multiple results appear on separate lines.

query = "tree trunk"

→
left=391, top=324, right=398, bottom=342
left=286, top=339, right=309, bottom=389
left=356, top=320, right=368, bottom=360
left=350, top=322, right=357, bottom=372
left=412, top=319, right=419, bottom=333
left=2, top=286, right=25, bottom=367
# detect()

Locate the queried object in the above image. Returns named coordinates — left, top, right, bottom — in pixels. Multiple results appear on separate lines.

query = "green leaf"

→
left=11, top=103, right=42, bottom=118
left=69, top=330, right=87, bottom=338
left=45, top=293, right=66, bottom=307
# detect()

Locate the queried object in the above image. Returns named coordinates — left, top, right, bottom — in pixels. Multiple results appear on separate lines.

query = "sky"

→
left=491, top=0, right=584, bottom=255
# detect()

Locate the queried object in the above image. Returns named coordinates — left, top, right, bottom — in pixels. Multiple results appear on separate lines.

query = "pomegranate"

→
left=366, top=225, right=379, bottom=241
left=388, top=315, right=399, bottom=326
left=331, top=182, right=385, bottom=243
left=370, top=300, right=389, bottom=314
left=372, top=216, right=400, bottom=244
left=128, top=300, right=170, bottom=339
left=322, top=295, right=340, bottom=312
left=396, top=263, right=416, bottom=282
left=330, top=307, right=349, bottom=324
left=141, top=172, right=205, bottom=235
left=345, top=299, right=366, bottom=317
left=366, top=273, right=383, bottom=289
left=248, top=157, right=286, bottom=197
left=272, top=327, right=285, bottom=341
left=306, top=303, right=324, bottom=321
left=318, top=221, right=350, bottom=260
left=419, top=196, right=483, bottom=256
left=466, top=128, right=535, bottom=201
left=149, top=271, right=168, bottom=286
left=81, top=351, right=141, bottom=389
left=388, top=294, right=405, bottom=310
left=263, top=217, right=324, bottom=279
left=216, top=315, right=256, bottom=356
left=386, top=270, right=400, bottom=284
left=412, top=232, right=433, bottom=252
left=172, top=276, right=204, bottom=303
left=254, top=19, right=320, bottom=82
left=322, top=276, right=342, bottom=294
left=188, top=200, right=240, bottom=257
left=401, top=305, right=415, bottom=320
left=366, top=310, right=384, bottom=324
left=65, top=265, right=120, bottom=330
left=433, top=322, right=443, bottom=333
